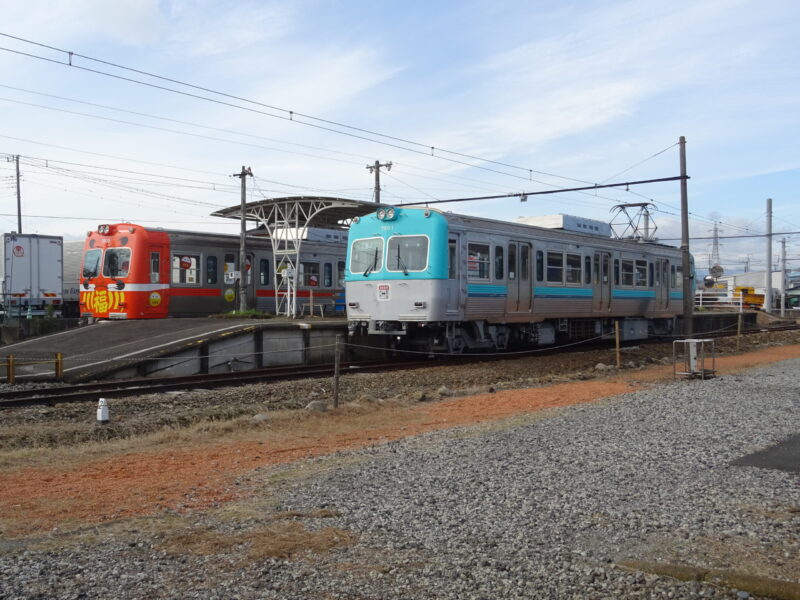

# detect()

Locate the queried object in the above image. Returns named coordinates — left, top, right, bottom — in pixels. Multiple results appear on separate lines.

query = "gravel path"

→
left=2, top=359, right=799, bottom=599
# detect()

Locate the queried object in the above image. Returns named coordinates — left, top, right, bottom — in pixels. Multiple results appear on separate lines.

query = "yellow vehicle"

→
left=733, top=286, right=764, bottom=308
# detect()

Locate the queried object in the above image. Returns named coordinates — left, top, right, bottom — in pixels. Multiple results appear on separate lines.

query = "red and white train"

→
left=79, top=223, right=346, bottom=319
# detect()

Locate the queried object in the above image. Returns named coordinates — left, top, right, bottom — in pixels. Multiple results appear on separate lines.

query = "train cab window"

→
left=635, top=260, right=648, bottom=287
left=614, top=259, right=620, bottom=286
left=103, top=248, right=131, bottom=278
left=387, top=235, right=429, bottom=272
left=83, top=249, right=102, bottom=278
left=521, top=245, right=530, bottom=281
left=508, top=244, right=517, bottom=280
left=206, top=256, right=218, bottom=285
left=172, top=254, right=199, bottom=284
left=494, top=246, right=504, bottom=280
left=301, top=261, right=320, bottom=286
left=324, top=263, right=333, bottom=287
left=350, top=237, right=383, bottom=275
left=150, top=252, right=160, bottom=284
left=546, top=251, right=563, bottom=284
left=259, top=259, right=269, bottom=286
left=536, top=250, right=544, bottom=281
left=448, top=240, right=457, bottom=279
left=337, top=261, right=345, bottom=286
left=621, top=260, right=634, bottom=286
left=565, top=253, right=582, bottom=284
left=584, top=256, right=591, bottom=285
left=467, top=243, right=490, bottom=280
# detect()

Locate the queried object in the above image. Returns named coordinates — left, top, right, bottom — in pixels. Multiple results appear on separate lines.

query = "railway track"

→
left=2, top=324, right=797, bottom=409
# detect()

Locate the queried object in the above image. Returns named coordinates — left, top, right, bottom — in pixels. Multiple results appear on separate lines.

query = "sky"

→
left=0, top=0, right=798, bottom=275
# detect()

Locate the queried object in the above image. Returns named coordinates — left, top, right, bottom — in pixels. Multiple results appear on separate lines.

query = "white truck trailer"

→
left=0, top=233, right=64, bottom=318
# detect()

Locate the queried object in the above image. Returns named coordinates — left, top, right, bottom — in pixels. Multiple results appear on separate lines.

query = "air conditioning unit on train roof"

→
left=515, top=214, right=612, bottom=238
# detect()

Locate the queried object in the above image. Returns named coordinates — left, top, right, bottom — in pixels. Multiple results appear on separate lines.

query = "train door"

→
left=506, top=241, right=532, bottom=313
left=245, top=254, right=256, bottom=309
left=143, top=245, right=169, bottom=317
left=592, top=251, right=612, bottom=312
left=655, top=259, right=670, bottom=310
left=445, top=234, right=461, bottom=313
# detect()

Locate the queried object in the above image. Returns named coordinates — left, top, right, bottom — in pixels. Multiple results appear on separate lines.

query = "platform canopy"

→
left=211, top=196, right=390, bottom=318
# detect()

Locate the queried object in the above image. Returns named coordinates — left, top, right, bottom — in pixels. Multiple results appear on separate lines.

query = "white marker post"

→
left=97, top=398, right=109, bottom=425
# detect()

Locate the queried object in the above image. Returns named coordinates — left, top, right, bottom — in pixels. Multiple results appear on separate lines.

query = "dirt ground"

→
left=2, top=337, right=800, bottom=539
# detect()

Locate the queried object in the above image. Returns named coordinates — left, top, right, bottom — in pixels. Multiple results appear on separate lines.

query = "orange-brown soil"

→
left=2, top=345, right=799, bottom=537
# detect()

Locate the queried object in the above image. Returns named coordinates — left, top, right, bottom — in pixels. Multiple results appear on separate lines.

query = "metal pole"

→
left=615, top=320, right=621, bottom=368
left=15, top=155, right=21, bottom=233
left=55, top=352, right=64, bottom=380
left=333, top=334, right=342, bottom=408
left=679, top=136, right=693, bottom=336
left=765, top=198, right=773, bottom=313
left=234, top=166, right=253, bottom=313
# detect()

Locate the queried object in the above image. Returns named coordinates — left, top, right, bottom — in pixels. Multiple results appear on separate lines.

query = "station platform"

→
left=0, top=317, right=351, bottom=383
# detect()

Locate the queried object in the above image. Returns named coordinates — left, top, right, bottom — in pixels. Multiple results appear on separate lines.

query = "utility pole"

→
left=679, top=136, right=693, bottom=336
left=14, top=155, right=21, bottom=233
left=780, top=237, right=787, bottom=318
left=233, top=166, right=253, bottom=313
left=366, top=160, right=391, bottom=203
left=765, top=198, right=773, bottom=313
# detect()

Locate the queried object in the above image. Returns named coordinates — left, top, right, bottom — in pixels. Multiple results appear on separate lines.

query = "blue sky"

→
left=0, top=0, right=798, bottom=274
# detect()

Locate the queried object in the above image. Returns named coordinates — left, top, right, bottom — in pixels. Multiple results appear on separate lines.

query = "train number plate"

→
left=377, top=284, right=390, bottom=300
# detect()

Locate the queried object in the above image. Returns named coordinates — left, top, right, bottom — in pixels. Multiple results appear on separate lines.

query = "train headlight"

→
left=377, top=209, right=387, bottom=220
left=385, top=207, right=396, bottom=220
left=98, top=224, right=110, bottom=234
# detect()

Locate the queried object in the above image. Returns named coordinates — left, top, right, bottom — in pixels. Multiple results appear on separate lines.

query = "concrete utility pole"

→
left=780, top=237, right=787, bottom=318
left=679, top=136, right=693, bottom=336
left=233, top=166, right=253, bottom=313
left=14, top=155, right=21, bottom=233
left=366, top=160, right=392, bottom=203
left=765, top=198, right=773, bottom=313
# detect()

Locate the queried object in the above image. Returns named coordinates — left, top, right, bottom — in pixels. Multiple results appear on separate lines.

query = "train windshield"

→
left=387, top=236, right=428, bottom=273
left=83, top=249, right=102, bottom=278
left=103, top=248, right=132, bottom=278
left=350, top=237, right=384, bottom=276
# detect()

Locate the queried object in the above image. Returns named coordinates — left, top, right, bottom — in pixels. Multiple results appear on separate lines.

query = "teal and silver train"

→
left=345, top=207, right=691, bottom=353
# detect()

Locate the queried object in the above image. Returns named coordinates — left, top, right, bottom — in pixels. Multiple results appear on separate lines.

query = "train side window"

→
left=649, top=263, right=654, bottom=287
left=259, top=259, right=269, bottom=286
left=546, top=251, right=563, bottom=284
left=536, top=250, right=544, bottom=281
left=584, top=255, right=591, bottom=285
left=172, top=254, right=199, bottom=284
left=301, top=261, right=320, bottom=286
left=635, top=260, right=647, bottom=287
left=324, top=263, right=333, bottom=287
left=621, top=260, right=634, bottom=286
left=337, top=261, right=345, bottom=286
left=507, top=244, right=517, bottom=280
left=103, top=248, right=131, bottom=278
left=614, top=259, right=620, bottom=286
left=206, top=256, right=218, bottom=285
left=494, top=245, right=504, bottom=280
left=565, top=253, right=582, bottom=284
left=674, top=265, right=682, bottom=288
left=150, top=252, right=160, bottom=284
left=448, top=240, right=457, bottom=279
left=521, top=245, right=530, bottom=281
left=467, top=243, right=490, bottom=280
left=224, top=253, right=236, bottom=284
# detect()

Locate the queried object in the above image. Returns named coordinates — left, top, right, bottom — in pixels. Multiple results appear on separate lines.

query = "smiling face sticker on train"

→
left=148, top=292, right=162, bottom=307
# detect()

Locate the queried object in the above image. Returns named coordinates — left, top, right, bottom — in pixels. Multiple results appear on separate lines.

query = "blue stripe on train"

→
left=533, top=287, right=592, bottom=299
left=467, top=284, right=508, bottom=298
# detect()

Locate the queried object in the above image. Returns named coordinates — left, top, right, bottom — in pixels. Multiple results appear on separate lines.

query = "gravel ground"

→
left=1, top=357, right=798, bottom=598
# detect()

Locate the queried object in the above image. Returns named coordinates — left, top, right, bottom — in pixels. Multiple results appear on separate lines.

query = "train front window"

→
left=387, top=236, right=428, bottom=273
left=83, top=249, right=102, bottom=278
left=103, top=248, right=131, bottom=278
left=350, top=238, right=384, bottom=276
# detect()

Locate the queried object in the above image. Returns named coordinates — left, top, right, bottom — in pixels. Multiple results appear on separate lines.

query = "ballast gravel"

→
left=2, top=360, right=799, bottom=599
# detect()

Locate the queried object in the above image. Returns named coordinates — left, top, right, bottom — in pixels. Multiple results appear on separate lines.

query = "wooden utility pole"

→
left=679, top=136, right=693, bottom=336
left=233, top=166, right=253, bottom=313
left=367, top=160, right=392, bottom=203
